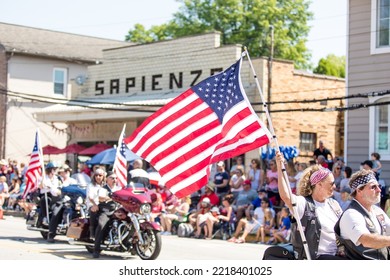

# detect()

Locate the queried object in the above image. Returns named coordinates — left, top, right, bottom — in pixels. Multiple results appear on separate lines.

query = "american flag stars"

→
left=193, top=65, right=243, bottom=122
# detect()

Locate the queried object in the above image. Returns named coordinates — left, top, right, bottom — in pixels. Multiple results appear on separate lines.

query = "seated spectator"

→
left=7, top=177, right=22, bottom=210
left=333, top=185, right=352, bottom=211
left=229, top=167, right=245, bottom=200
left=265, top=160, right=280, bottom=206
left=191, top=197, right=212, bottom=238
left=288, top=162, right=307, bottom=194
left=332, top=162, right=344, bottom=191
left=205, top=194, right=235, bottom=239
left=385, top=197, right=390, bottom=218
left=233, top=180, right=258, bottom=222
left=198, top=182, right=219, bottom=208
left=230, top=156, right=245, bottom=176
left=228, top=197, right=270, bottom=243
left=317, top=155, right=329, bottom=169
left=267, top=207, right=291, bottom=244
left=255, top=207, right=275, bottom=244
left=339, top=166, right=352, bottom=191
left=150, top=192, right=165, bottom=225
left=161, top=195, right=191, bottom=235
left=0, top=175, right=9, bottom=213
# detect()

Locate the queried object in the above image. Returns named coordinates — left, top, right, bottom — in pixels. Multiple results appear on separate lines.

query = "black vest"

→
left=291, top=196, right=341, bottom=260
left=98, top=184, right=117, bottom=213
left=334, top=200, right=389, bottom=260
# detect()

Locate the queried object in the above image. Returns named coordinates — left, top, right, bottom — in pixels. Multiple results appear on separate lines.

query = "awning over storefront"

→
left=33, top=92, right=177, bottom=123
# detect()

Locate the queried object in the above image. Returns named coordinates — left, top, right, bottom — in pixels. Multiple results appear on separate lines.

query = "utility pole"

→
left=267, top=25, right=274, bottom=122
left=0, top=44, right=7, bottom=159
left=264, top=25, right=274, bottom=169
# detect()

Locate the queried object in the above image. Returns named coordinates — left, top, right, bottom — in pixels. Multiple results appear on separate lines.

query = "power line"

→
left=2, top=87, right=390, bottom=114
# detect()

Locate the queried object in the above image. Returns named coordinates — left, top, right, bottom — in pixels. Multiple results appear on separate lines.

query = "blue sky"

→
left=1, top=0, right=347, bottom=65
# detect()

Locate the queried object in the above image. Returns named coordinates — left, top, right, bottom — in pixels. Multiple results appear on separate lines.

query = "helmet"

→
left=45, top=162, right=57, bottom=169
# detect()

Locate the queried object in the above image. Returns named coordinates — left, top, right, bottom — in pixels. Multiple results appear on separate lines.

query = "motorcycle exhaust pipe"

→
left=67, top=239, right=121, bottom=249
left=27, top=226, right=49, bottom=232
left=67, top=239, right=94, bottom=246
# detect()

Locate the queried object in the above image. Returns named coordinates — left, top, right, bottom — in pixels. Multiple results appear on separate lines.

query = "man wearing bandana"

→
left=334, top=169, right=390, bottom=259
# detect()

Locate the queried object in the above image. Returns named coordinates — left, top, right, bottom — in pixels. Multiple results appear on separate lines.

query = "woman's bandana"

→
left=310, top=168, right=331, bottom=186
left=350, top=173, right=378, bottom=190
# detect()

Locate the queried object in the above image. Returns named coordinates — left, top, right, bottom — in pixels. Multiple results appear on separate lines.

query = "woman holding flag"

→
left=275, top=151, right=346, bottom=260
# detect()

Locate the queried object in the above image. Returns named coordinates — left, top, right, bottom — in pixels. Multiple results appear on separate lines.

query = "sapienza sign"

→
left=94, top=67, right=223, bottom=95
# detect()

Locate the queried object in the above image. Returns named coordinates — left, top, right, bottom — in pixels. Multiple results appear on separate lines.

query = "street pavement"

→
left=0, top=213, right=269, bottom=260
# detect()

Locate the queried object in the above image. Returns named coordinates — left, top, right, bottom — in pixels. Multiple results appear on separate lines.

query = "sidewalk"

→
left=3, top=209, right=25, bottom=218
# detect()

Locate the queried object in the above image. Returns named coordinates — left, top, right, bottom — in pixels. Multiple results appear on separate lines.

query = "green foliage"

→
left=313, top=54, right=346, bottom=78
left=125, top=0, right=314, bottom=69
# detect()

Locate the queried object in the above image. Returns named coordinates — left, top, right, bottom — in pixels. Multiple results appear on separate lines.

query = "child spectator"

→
left=268, top=207, right=291, bottom=244
left=255, top=206, right=275, bottom=244
left=150, top=192, right=165, bottom=225
left=371, top=152, right=382, bottom=180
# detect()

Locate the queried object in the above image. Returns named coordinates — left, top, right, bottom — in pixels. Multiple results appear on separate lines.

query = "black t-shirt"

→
left=313, top=148, right=332, bottom=160
left=214, top=171, right=229, bottom=194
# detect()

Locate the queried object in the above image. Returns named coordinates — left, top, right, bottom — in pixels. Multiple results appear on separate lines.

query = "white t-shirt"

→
left=340, top=200, right=390, bottom=246
left=253, top=206, right=264, bottom=226
left=41, top=175, right=61, bottom=196
left=294, top=195, right=340, bottom=256
left=86, top=183, right=102, bottom=209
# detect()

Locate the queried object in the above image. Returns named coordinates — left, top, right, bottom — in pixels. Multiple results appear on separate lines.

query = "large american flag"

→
left=22, top=130, right=43, bottom=198
left=113, top=125, right=128, bottom=188
left=124, top=56, right=272, bottom=198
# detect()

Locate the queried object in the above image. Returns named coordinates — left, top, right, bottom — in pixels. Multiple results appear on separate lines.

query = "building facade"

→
left=0, top=22, right=132, bottom=165
left=346, top=0, right=390, bottom=184
left=35, top=32, right=345, bottom=171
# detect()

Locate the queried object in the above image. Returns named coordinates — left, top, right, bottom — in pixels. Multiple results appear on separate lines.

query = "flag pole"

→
left=243, top=47, right=311, bottom=260
left=37, top=129, right=50, bottom=224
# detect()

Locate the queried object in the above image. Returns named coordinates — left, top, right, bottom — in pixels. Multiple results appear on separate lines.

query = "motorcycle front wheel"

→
left=135, top=229, right=161, bottom=260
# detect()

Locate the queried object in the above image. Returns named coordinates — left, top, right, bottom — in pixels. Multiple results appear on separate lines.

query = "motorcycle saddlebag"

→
left=66, top=218, right=89, bottom=239
left=262, top=243, right=295, bottom=260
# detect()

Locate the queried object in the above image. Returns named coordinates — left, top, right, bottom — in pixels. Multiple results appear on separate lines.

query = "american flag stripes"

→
left=22, top=130, right=43, bottom=198
left=124, top=56, right=272, bottom=198
left=113, top=124, right=128, bottom=188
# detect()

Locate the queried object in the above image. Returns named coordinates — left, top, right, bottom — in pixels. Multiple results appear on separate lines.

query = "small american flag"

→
left=113, top=125, right=128, bottom=188
left=125, top=56, right=272, bottom=198
left=22, top=130, right=43, bottom=198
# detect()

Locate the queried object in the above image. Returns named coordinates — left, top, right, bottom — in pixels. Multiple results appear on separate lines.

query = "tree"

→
left=125, top=0, right=313, bottom=69
left=313, top=54, right=345, bottom=78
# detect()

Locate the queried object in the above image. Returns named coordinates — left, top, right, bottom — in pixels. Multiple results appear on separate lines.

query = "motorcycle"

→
left=66, top=183, right=162, bottom=260
left=26, top=184, right=86, bottom=239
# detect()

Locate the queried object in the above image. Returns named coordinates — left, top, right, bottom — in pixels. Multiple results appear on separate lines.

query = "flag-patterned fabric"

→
left=113, top=128, right=128, bottom=188
left=124, top=56, right=272, bottom=198
left=22, top=131, right=43, bottom=198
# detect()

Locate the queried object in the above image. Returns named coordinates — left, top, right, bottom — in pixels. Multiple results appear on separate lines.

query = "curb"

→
left=3, top=210, right=25, bottom=218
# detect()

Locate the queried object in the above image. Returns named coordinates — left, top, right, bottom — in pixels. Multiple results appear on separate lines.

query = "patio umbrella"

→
left=42, top=145, right=63, bottom=155
left=79, top=143, right=112, bottom=155
left=61, top=143, right=86, bottom=154
left=86, top=147, right=140, bottom=165
left=71, top=172, right=91, bottom=187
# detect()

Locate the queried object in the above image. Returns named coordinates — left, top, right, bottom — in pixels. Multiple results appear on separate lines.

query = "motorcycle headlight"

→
left=140, top=203, right=151, bottom=215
